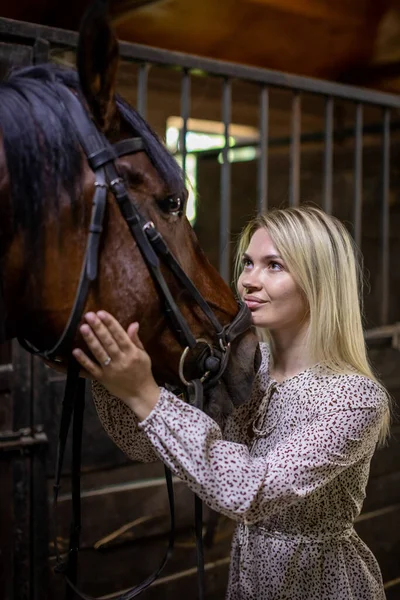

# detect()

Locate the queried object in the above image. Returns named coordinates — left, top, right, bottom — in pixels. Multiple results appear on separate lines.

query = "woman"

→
left=73, top=206, right=390, bottom=599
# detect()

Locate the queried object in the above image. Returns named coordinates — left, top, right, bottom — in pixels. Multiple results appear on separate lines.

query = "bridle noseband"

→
left=18, top=85, right=253, bottom=600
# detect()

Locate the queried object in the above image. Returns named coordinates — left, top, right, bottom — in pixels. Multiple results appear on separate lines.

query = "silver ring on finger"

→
left=103, top=356, right=112, bottom=367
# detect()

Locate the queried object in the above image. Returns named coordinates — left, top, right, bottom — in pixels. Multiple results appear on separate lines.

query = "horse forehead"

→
left=117, top=151, right=167, bottom=195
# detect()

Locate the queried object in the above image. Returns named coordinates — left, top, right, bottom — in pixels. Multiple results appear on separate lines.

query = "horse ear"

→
left=77, top=0, right=119, bottom=132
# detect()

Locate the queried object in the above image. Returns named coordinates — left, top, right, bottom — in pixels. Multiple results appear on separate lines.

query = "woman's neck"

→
left=269, top=322, right=314, bottom=383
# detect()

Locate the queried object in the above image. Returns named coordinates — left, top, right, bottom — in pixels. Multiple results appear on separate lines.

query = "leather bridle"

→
left=18, top=84, right=253, bottom=599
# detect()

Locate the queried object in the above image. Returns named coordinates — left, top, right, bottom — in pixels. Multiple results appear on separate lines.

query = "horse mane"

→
left=0, top=63, right=183, bottom=243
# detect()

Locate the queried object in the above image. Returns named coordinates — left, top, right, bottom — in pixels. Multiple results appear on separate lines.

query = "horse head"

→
left=0, top=0, right=260, bottom=418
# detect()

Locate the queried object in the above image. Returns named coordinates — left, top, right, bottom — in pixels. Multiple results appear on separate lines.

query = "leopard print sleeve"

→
left=91, top=380, right=159, bottom=462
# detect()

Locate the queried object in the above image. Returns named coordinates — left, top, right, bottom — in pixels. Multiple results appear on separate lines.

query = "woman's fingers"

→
left=72, top=348, right=103, bottom=380
left=79, top=322, right=114, bottom=367
left=96, top=311, right=135, bottom=352
left=127, top=322, right=145, bottom=350
left=84, top=312, right=122, bottom=358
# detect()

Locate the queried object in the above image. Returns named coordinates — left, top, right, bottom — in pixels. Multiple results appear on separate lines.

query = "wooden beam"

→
left=110, top=0, right=166, bottom=26
left=246, top=0, right=373, bottom=23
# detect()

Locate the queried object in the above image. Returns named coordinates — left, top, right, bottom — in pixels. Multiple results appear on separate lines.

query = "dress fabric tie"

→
left=251, top=381, right=278, bottom=438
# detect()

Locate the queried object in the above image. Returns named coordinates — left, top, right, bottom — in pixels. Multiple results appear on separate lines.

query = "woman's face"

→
left=237, top=228, right=308, bottom=332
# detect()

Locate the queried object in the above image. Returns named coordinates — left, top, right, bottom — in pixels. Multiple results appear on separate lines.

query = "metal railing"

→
left=0, top=17, right=398, bottom=327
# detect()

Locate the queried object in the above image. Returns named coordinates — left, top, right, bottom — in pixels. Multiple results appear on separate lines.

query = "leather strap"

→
left=114, top=138, right=144, bottom=157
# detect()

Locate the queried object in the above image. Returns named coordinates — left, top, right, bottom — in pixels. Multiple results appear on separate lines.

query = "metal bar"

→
left=257, top=86, right=268, bottom=214
left=33, top=37, right=50, bottom=64
left=0, top=430, right=47, bottom=454
left=1, top=17, right=400, bottom=107
left=180, top=69, right=191, bottom=178
left=31, top=357, right=50, bottom=599
left=364, top=322, right=400, bottom=348
left=0, top=462, right=14, bottom=597
left=136, top=63, right=149, bottom=119
left=353, top=103, right=363, bottom=247
left=381, top=109, right=390, bottom=326
left=186, top=119, right=400, bottom=159
left=289, top=92, right=301, bottom=207
left=323, top=96, right=333, bottom=214
left=220, top=78, right=232, bottom=282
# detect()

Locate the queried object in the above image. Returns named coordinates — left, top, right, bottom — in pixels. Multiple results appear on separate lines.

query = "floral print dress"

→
left=92, top=343, right=388, bottom=599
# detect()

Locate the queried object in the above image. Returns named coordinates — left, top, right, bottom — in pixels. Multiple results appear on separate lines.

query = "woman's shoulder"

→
left=314, top=368, right=389, bottom=413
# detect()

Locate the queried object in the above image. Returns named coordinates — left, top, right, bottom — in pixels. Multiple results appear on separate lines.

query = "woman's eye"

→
left=270, top=261, right=282, bottom=271
left=242, top=258, right=252, bottom=269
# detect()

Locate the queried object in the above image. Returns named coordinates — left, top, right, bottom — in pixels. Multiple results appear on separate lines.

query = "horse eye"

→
left=167, top=196, right=182, bottom=215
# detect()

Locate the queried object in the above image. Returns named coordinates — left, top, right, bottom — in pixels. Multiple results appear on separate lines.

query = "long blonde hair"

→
left=234, top=205, right=391, bottom=445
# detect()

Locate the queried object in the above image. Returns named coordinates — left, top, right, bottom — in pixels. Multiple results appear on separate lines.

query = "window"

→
left=166, top=117, right=259, bottom=225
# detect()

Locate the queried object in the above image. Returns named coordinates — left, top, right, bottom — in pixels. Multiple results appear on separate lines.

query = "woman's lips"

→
left=244, top=297, right=266, bottom=310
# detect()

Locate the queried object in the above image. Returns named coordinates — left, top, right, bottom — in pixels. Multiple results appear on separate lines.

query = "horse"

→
left=0, top=0, right=260, bottom=597
left=0, top=7, right=260, bottom=411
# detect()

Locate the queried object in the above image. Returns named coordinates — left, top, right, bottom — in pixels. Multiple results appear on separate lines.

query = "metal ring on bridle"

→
left=178, top=338, right=213, bottom=387
left=143, top=221, right=155, bottom=232
left=219, top=338, right=230, bottom=352
left=109, top=177, right=124, bottom=188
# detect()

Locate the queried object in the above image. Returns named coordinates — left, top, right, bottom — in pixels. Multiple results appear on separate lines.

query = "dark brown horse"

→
left=0, top=2, right=259, bottom=417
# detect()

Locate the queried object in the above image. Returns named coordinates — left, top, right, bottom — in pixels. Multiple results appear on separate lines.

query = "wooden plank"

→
left=364, top=470, right=400, bottom=513
left=48, top=529, right=232, bottom=599
left=369, top=425, right=400, bottom=477
left=31, top=357, right=50, bottom=599
left=54, top=458, right=165, bottom=495
left=43, top=379, right=132, bottom=476
left=0, top=341, right=11, bottom=364
left=369, top=346, right=400, bottom=400
left=0, top=342, right=12, bottom=393
left=12, top=455, right=32, bottom=599
left=0, top=390, right=12, bottom=431
left=0, top=461, right=14, bottom=600
left=10, top=342, right=33, bottom=598
left=385, top=578, right=400, bottom=600
left=355, top=504, right=400, bottom=583
left=0, top=389, right=14, bottom=600
left=246, top=0, right=364, bottom=23
left=49, top=477, right=196, bottom=552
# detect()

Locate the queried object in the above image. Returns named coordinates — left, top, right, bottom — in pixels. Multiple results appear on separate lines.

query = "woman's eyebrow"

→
left=243, top=252, right=282, bottom=260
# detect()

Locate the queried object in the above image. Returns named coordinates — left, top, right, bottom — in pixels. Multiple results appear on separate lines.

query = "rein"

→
left=18, top=85, right=252, bottom=599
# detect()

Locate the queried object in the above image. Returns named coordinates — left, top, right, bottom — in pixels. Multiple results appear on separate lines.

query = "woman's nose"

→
left=242, top=270, right=262, bottom=291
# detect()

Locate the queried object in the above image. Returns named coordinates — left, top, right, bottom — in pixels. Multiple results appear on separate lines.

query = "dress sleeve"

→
left=138, top=385, right=388, bottom=523
left=91, top=380, right=159, bottom=463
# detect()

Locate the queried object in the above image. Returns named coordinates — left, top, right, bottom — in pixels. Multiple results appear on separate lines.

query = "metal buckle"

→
left=178, top=338, right=213, bottom=387
left=109, top=177, right=124, bottom=189
left=143, top=221, right=155, bottom=232
left=219, top=338, right=230, bottom=352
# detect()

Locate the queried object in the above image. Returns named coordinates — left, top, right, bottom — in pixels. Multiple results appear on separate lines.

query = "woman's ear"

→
left=77, top=0, right=119, bottom=132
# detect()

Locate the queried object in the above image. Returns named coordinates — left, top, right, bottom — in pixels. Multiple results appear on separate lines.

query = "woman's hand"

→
left=72, top=311, right=160, bottom=421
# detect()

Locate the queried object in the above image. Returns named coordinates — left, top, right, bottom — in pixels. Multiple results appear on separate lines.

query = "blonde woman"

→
left=73, top=206, right=390, bottom=599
